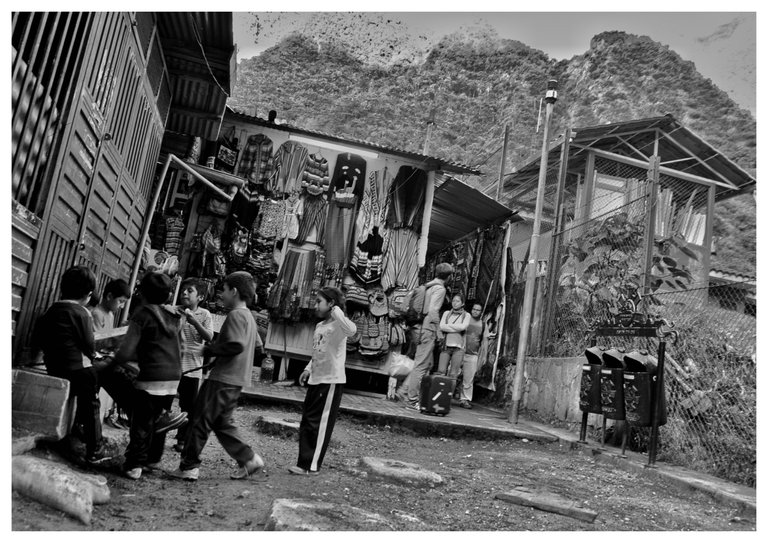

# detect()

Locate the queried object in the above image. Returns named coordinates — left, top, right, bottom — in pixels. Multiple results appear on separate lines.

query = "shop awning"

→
left=428, top=177, right=519, bottom=255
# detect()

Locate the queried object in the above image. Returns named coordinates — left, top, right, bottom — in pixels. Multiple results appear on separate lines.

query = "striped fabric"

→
left=301, top=153, right=330, bottom=194
left=381, top=227, right=420, bottom=291
left=295, top=195, right=328, bottom=245
left=270, top=141, right=309, bottom=194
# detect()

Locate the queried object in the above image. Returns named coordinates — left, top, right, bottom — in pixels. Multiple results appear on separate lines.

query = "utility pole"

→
left=508, top=79, right=559, bottom=424
left=496, top=124, right=510, bottom=202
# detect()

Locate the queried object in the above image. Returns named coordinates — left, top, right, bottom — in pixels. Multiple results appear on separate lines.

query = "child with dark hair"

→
left=173, top=278, right=214, bottom=452
left=290, top=286, right=356, bottom=475
left=90, top=278, right=131, bottom=425
left=112, top=272, right=183, bottom=480
left=91, top=279, right=131, bottom=331
left=171, top=271, right=265, bottom=481
left=32, top=266, right=109, bottom=463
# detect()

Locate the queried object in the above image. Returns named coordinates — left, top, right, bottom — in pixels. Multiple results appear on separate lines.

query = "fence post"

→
left=642, top=156, right=660, bottom=304
left=539, top=128, right=572, bottom=355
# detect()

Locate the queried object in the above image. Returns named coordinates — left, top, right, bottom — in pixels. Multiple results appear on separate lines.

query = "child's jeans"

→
left=124, top=390, right=174, bottom=470
left=175, top=375, right=200, bottom=444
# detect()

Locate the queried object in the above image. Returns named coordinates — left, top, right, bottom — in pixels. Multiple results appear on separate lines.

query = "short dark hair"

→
left=452, top=292, right=465, bottom=303
left=181, top=277, right=207, bottom=300
left=103, top=279, right=131, bottom=299
left=223, top=271, right=256, bottom=304
left=435, top=262, right=454, bottom=281
left=139, top=272, right=173, bottom=304
left=318, top=286, right=345, bottom=308
left=60, top=266, right=96, bottom=300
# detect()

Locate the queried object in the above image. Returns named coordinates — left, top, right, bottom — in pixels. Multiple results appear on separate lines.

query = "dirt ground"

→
left=12, top=400, right=756, bottom=531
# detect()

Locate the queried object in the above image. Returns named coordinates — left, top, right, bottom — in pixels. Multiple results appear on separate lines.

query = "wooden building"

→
left=11, top=12, right=236, bottom=363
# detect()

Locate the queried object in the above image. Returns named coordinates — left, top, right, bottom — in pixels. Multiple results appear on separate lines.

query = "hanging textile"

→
left=302, top=153, right=330, bottom=195
left=284, top=194, right=303, bottom=241
left=266, top=247, right=318, bottom=321
left=237, top=134, right=274, bottom=186
left=349, top=226, right=385, bottom=286
left=355, top=168, right=390, bottom=244
left=254, top=199, right=287, bottom=239
left=295, top=194, right=328, bottom=245
left=385, top=166, right=428, bottom=232
left=270, top=141, right=309, bottom=194
left=330, top=153, right=367, bottom=199
left=229, top=189, right=261, bottom=227
left=164, top=214, right=185, bottom=256
left=381, top=227, right=420, bottom=291
left=325, top=195, right=358, bottom=267
left=475, top=225, right=505, bottom=309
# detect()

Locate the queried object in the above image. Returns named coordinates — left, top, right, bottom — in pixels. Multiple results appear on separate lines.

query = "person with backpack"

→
left=400, top=262, right=453, bottom=411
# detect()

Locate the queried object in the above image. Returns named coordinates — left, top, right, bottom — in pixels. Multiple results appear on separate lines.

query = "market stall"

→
left=138, top=107, right=519, bottom=385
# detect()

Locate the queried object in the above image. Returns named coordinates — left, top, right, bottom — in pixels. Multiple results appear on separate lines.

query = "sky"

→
left=232, top=11, right=757, bottom=114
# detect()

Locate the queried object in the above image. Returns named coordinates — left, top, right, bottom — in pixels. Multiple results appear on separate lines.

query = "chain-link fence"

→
left=525, top=150, right=756, bottom=487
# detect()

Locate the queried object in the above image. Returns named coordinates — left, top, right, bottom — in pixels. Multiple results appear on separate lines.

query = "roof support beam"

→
left=570, top=145, right=737, bottom=190
left=617, top=135, right=650, bottom=161
left=660, top=130, right=736, bottom=187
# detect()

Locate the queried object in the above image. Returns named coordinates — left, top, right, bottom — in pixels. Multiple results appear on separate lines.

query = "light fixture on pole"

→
left=508, top=79, right=558, bottom=424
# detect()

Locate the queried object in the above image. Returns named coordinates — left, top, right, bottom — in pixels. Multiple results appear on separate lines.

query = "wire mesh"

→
left=532, top=152, right=756, bottom=487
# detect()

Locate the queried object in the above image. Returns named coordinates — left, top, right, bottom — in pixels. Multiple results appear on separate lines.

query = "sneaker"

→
left=403, top=401, right=420, bottom=412
left=155, top=410, right=187, bottom=434
left=168, top=467, right=199, bottom=481
left=85, top=446, right=115, bottom=464
left=459, top=400, right=473, bottom=409
left=287, top=466, right=319, bottom=476
left=124, top=467, right=142, bottom=480
left=230, top=454, right=265, bottom=480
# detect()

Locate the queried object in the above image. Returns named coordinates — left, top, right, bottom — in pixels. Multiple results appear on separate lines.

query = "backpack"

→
left=403, top=284, right=430, bottom=326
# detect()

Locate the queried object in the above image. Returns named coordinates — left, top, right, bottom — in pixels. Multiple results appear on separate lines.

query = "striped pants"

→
left=297, top=383, right=344, bottom=472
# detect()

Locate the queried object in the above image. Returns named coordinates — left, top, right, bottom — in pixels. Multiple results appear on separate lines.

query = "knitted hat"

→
left=140, top=272, right=173, bottom=304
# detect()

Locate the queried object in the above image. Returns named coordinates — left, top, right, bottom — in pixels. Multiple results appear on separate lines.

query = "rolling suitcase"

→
left=419, top=374, right=455, bottom=416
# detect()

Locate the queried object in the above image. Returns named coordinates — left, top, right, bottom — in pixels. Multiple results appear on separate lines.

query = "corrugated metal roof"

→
left=226, top=107, right=481, bottom=176
left=156, top=12, right=235, bottom=140
left=709, top=268, right=756, bottom=286
left=503, top=114, right=756, bottom=206
left=428, top=177, right=518, bottom=255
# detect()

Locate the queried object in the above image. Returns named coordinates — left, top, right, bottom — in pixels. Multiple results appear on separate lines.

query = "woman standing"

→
left=289, top=287, right=356, bottom=475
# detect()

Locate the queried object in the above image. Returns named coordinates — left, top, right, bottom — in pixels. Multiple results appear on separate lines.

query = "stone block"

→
left=359, top=456, right=444, bottom=487
left=265, top=499, right=393, bottom=531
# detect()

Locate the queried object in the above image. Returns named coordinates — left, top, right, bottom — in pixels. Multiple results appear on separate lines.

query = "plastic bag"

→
left=388, top=352, right=415, bottom=379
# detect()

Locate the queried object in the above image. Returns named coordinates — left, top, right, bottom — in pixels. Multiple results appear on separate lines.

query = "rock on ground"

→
left=359, top=456, right=444, bottom=487
left=265, top=499, right=394, bottom=531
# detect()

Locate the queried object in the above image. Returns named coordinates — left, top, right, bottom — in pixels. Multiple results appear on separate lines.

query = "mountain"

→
left=228, top=30, right=756, bottom=276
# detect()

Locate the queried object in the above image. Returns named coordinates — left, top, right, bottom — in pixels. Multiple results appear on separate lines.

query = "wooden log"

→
left=12, top=369, right=72, bottom=439
left=495, top=487, right=598, bottom=523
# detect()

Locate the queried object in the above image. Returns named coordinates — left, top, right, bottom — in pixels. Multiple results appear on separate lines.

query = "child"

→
left=457, top=302, right=485, bottom=409
left=290, top=287, right=356, bottom=475
left=171, top=271, right=265, bottom=481
left=112, top=272, right=183, bottom=480
left=32, top=266, right=108, bottom=463
left=174, top=278, right=214, bottom=452
left=437, top=293, right=470, bottom=379
left=91, top=279, right=131, bottom=331
left=90, top=278, right=131, bottom=426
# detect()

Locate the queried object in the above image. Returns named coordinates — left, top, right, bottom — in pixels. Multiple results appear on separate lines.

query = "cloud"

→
left=696, top=17, right=741, bottom=44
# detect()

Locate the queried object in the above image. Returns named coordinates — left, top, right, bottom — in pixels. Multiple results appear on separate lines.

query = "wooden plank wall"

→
left=11, top=203, right=41, bottom=336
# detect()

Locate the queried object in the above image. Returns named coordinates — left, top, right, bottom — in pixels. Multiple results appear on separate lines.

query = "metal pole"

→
left=122, top=153, right=173, bottom=320
left=642, top=156, right=660, bottom=304
left=647, top=339, right=666, bottom=467
left=496, top=124, right=510, bottom=202
left=508, top=80, right=558, bottom=424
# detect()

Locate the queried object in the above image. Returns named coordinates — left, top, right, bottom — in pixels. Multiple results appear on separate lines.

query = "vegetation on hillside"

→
left=228, top=28, right=756, bottom=276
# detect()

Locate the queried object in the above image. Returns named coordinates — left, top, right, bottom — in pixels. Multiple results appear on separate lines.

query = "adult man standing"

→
left=401, top=262, right=453, bottom=411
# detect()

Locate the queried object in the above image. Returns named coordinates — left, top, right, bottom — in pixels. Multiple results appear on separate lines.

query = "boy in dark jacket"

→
left=171, top=271, right=265, bottom=481
left=32, top=266, right=107, bottom=463
left=112, top=272, right=183, bottom=480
